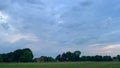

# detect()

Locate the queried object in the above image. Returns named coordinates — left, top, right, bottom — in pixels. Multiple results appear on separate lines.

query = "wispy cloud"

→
left=0, top=11, right=8, bottom=23
left=5, top=33, right=39, bottom=43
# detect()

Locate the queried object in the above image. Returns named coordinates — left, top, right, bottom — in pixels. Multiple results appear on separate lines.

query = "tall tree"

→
left=73, top=51, right=81, bottom=61
left=20, top=48, right=34, bottom=62
left=117, top=55, right=120, bottom=61
left=56, top=54, right=62, bottom=61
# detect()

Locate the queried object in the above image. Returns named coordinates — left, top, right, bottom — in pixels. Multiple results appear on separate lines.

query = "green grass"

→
left=0, top=62, right=120, bottom=68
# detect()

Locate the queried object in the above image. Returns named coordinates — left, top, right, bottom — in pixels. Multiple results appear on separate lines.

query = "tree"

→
left=56, top=54, right=62, bottom=61
left=73, top=51, right=81, bottom=61
left=66, top=51, right=73, bottom=61
left=0, top=49, right=23, bottom=62
left=39, top=56, right=55, bottom=62
left=94, top=55, right=103, bottom=61
left=56, top=50, right=81, bottom=62
left=13, top=49, right=23, bottom=62
left=20, top=48, right=33, bottom=62
left=0, top=48, right=34, bottom=62
left=103, top=56, right=112, bottom=61
left=74, top=51, right=81, bottom=57
left=117, top=55, right=120, bottom=61
left=0, top=54, right=3, bottom=62
left=6, top=52, right=14, bottom=62
left=39, top=56, right=46, bottom=62
left=80, top=56, right=88, bottom=61
left=47, top=57, right=55, bottom=62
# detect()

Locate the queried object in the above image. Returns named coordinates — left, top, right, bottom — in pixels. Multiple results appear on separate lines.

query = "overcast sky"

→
left=0, top=0, right=120, bottom=57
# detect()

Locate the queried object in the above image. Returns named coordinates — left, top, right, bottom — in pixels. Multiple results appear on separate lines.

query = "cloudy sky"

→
left=0, top=0, right=120, bottom=57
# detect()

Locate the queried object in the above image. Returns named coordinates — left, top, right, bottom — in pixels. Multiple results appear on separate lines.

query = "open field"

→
left=0, top=62, right=120, bottom=68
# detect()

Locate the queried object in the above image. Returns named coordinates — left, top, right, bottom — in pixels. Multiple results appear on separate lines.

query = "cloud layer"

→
left=0, top=0, right=120, bottom=57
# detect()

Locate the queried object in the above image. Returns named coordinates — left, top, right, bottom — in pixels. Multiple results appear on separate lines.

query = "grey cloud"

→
left=0, top=0, right=11, bottom=10
left=12, top=0, right=43, bottom=4
left=0, top=0, right=120, bottom=57
left=71, top=0, right=93, bottom=11
left=11, top=0, right=45, bottom=9
left=26, top=0, right=43, bottom=5
left=0, top=23, right=10, bottom=30
left=80, top=1, right=93, bottom=7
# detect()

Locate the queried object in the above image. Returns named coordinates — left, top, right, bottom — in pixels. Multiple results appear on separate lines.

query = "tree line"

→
left=0, top=48, right=33, bottom=62
left=55, top=51, right=120, bottom=62
left=35, top=50, right=120, bottom=62
left=0, top=48, right=120, bottom=62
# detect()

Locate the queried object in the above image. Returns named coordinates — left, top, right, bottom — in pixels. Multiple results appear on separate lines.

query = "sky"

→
left=0, top=0, right=120, bottom=58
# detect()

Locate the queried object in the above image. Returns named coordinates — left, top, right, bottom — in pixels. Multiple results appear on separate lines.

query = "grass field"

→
left=0, top=62, right=120, bottom=68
